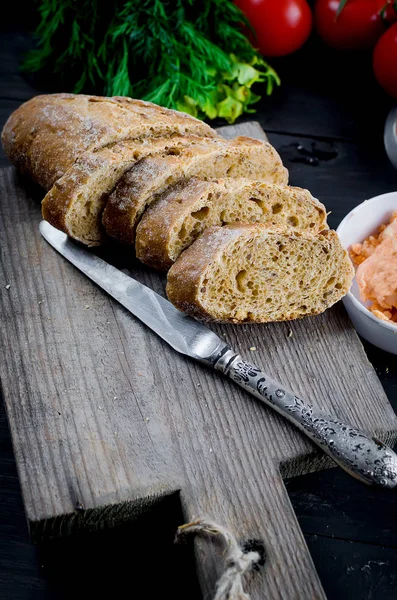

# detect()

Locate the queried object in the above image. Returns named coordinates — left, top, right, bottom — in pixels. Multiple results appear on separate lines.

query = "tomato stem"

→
left=336, top=0, right=350, bottom=18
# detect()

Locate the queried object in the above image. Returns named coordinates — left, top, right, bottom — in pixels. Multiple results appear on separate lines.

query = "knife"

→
left=40, top=221, right=397, bottom=489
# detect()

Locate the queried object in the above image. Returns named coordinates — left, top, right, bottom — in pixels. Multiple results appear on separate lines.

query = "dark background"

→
left=1, top=4, right=397, bottom=599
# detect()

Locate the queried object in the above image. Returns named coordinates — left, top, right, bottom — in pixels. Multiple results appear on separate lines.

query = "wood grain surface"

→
left=1, top=121, right=397, bottom=600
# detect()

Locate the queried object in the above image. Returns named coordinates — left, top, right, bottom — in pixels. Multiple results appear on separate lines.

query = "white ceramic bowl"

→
left=336, top=192, right=397, bottom=354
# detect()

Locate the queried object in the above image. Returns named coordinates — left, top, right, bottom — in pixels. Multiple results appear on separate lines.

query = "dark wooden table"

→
left=1, top=13, right=397, bottom=600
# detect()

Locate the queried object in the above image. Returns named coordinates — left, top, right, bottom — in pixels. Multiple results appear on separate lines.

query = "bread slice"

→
left=103, top=137, right=289, bottom=245
left=42, top=134, right=219, bottom=246
left=2, top=93, right=217, bottom=190
left=136, top=177, right=327, bottom=270
left=166, top=224, right=353, bottom=323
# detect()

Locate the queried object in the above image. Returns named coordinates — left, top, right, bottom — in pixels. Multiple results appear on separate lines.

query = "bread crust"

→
left=41, top=134, right=210, bottom=246
left=103, top=136, right=289, bottom=245
left=2, top=94, right=289, bottom=249
left=166, top=225, right=353, bottom=323
left=136, top=178, right=327, bottom=270
left=1, top=93, right=217, bottom=190
left=102, top=137, right=232, bottom=244
left=136, top=179, right=213, bottom=269
left=167, top=225, right=243, bottom=320
left=3, top=94, right=351, bottom=325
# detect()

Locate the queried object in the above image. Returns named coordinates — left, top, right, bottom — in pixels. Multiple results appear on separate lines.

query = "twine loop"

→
left=175, top=518, right=264, bottom=600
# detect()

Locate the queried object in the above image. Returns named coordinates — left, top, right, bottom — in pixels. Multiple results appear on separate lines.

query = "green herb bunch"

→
left=24, top=0, right=279, bottom=123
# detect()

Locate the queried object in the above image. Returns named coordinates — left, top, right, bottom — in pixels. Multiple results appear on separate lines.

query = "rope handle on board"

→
left=175, top=518, right=266, bottom=600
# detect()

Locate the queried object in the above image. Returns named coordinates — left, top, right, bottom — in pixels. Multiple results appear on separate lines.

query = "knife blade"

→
left=39, top=221, right=397, bottom=489
left=39, top=221, right=225, bottom=364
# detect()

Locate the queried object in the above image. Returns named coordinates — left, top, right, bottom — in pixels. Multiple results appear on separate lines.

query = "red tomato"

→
left=314, top=0, right=386, bottom=50
left=234, top=0, right=313, bottom=57
left=373, top=23, right=397, bottom=98
left=376, top=0, right=397, bottom=23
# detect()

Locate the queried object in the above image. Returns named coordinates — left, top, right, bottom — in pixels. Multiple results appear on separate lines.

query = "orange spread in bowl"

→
left=349, top=212, right=397, bottom=324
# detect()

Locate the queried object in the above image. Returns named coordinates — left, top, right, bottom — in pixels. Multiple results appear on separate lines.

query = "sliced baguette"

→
left=103, top=136, right=289, bottom=245
left=42, top=135, right=218, bottom=246
left=2, top=93, right=217, bottom=190
left=136, top=177, right=327, bottom=270
left=166, top=224, right=353, bottom=323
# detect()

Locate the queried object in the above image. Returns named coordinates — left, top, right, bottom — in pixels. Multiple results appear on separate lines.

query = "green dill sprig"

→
left=23, top=0, right=280, bottom=123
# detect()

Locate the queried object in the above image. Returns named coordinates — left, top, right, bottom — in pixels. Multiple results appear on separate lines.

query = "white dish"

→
left=336, top=192, right=397, bottom=354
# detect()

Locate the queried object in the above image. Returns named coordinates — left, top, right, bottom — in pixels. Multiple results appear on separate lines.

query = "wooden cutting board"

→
left=1, top=122, right=396, bottom=600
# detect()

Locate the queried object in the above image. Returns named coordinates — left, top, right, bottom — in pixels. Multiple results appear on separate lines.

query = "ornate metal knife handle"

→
left=214, top=349, right=397, bottom=489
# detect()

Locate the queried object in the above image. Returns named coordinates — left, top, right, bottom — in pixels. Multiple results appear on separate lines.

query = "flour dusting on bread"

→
left=1, top=93, right=352, bottom=324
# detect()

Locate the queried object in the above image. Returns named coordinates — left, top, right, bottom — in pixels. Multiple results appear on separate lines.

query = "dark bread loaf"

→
left=1, top=93, right=217, bottom=190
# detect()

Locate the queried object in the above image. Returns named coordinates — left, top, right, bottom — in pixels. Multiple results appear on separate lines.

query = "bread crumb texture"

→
left=3, top=93, right=353, bottom=324
left=103, top=135, right=288, bottom=245
left=136, top=177, right=327, bottom=270
left=167, top=225, right=353, bottom=323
